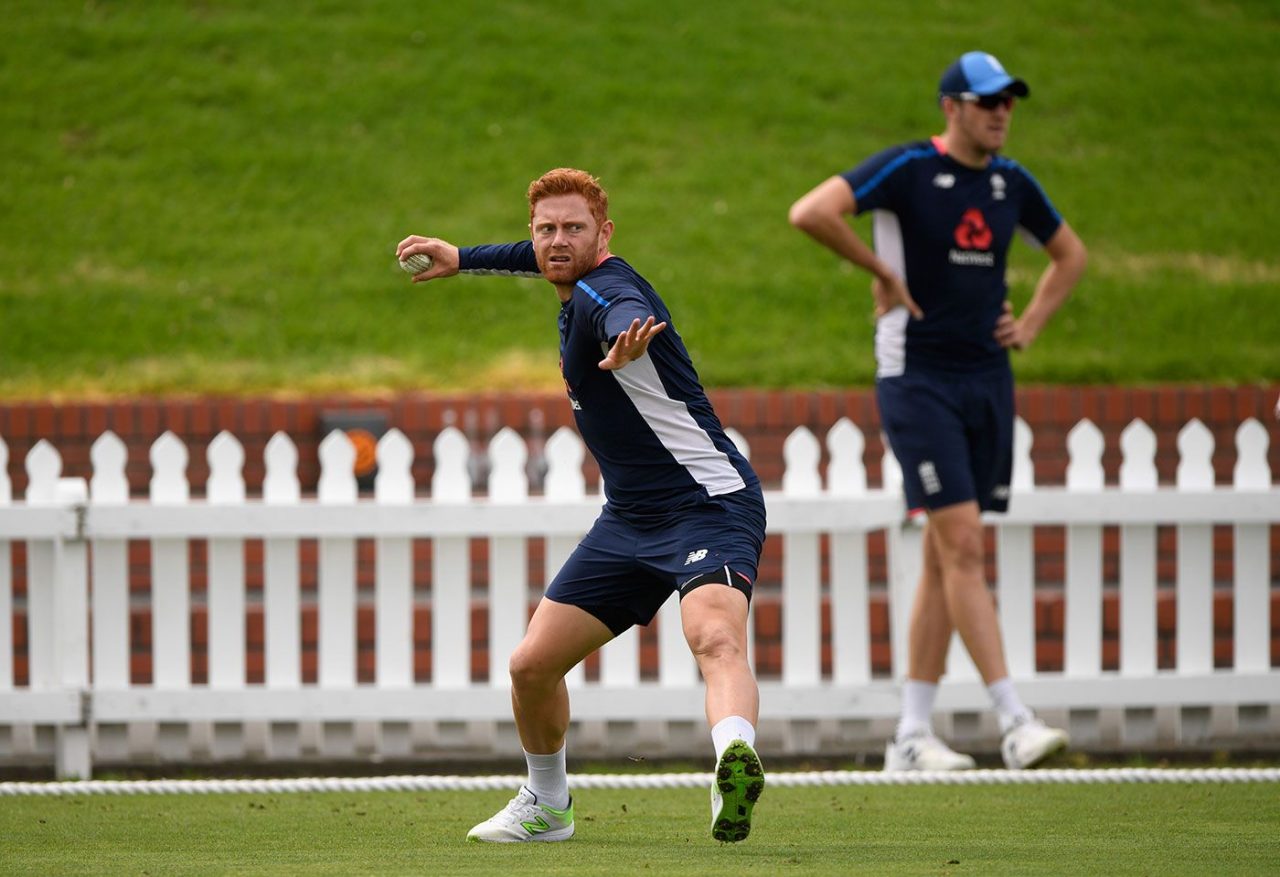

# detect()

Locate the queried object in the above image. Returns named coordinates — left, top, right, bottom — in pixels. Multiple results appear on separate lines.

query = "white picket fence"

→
left=0, top=416, right=1276, bottom=779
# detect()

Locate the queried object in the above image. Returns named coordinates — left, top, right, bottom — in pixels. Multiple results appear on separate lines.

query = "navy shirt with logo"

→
left=459, top=241, right=758, bottom=526
left=841, top=137, right=1063, bottom=376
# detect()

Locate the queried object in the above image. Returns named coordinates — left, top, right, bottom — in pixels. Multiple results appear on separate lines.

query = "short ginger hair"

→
left=527, top=168, right=609, bottom=226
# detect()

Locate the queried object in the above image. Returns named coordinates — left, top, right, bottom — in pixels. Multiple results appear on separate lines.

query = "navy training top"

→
left=842, top=137, right=1063, bottom=377
left=459, top=241, right=759, bottom=527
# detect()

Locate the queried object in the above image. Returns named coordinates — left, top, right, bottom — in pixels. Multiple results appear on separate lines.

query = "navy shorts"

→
left=876, top=368, right=1014, bottom=514
left=545, top=484, right=766, bottom=635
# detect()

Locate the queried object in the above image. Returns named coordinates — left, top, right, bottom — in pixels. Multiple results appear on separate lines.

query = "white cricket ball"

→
left=399, top=252, right=434, bottom=274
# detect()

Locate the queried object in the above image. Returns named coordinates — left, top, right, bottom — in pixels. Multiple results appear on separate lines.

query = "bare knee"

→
left=687, top=622, right=746, bottom=667
left=508, top=644, right=559, bottom=693
left=932, top=523, right=984, bottom=576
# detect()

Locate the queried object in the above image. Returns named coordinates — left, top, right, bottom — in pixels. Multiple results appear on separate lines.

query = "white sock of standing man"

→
left=524, top=744, right=570, bottom=811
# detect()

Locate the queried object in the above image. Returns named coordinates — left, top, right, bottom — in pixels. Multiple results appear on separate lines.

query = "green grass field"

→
left=2, top=1, right=1278, bottom=398
left=3, top=782, right=1276, bottom=875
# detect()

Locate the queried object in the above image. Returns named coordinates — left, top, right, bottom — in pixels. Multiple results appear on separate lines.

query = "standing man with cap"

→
left=789, top=52, right=1087, bottom=770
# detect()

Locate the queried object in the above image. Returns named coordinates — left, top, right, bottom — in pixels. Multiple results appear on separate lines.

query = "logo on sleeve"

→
left=949, top=208, right=995, bottom=266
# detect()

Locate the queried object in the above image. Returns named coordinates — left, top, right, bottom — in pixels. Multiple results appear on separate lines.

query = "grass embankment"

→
left=2, top=1, right=1277, bottom=398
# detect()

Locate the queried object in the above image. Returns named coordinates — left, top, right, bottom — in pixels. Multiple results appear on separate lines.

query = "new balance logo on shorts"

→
left=684, top=549, right=708, bottom=565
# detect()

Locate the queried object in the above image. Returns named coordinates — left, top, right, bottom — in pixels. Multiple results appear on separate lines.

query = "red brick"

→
left=754, top=601, right=781, bottom=640
left=1156, top=592, right=1176, bottom=634
left=1102, top=592, right=1119, bottom=634
left=1234, top=386, right=1262, bottom=422
left=33, top=403, right=55, bottom=439
left=1183, top=387, right=1207, bottom=421
left=264, top=404, right=287, bottom=435
left=56, top=406, right=84, bottom=438
left=85, top=405, right=108, bottom=438
left=162, top=401, right=188, bottom=435
left=137, top=400, right=161, bottom=438
left=1156, top=388, right=1181, bottom=425
left=1103, top=387, right=1128, bottom=427
left=1036, top=640, right=1063, bottom=672
left=188, top=401, right=212, bottom=438
left=1020, top=386, right=1048, bottom=424
left=1130, top=390, right=1155, bottom=424
left=3, top=404, right=32, bottom=440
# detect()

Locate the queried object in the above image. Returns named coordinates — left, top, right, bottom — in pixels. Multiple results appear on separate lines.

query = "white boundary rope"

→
left=2, top=768, right=1278, bottom=797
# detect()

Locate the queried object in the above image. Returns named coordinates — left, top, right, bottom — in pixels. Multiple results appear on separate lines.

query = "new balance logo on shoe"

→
left=521, top=816, right=551, bottom=835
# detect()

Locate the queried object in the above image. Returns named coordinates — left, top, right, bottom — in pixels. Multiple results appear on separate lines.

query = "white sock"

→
left=987, top=677, right=1033, bottom=732
left=525, top=744, right=570, bottom=811
left=896, top=679, right=938, bottom=741
left=710, top=715, right=756, bottom=761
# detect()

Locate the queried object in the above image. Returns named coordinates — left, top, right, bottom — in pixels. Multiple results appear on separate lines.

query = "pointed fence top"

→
left=1065, top=419, right=1105, bottom=491
left=1233, top=419, right=1271, bottom=489
left=432, top=427, right=471, bottom=502
left=26, top=440, right=63, bottom=504
left=318, top=430, right=358, bottom=504
left=375, top=429, right=415, bottom=504
left=90, top=431, right=130, bottom=504
left=207, top=431, right=246, bottom=505
left=1176, top=418, right=1215, bottom=489
left=150, top=432, right=190, bottom=504
left=264, top=432, right=301, bottom=504
left=782, top=426, right=821, bottom=497
left=488, top=427, right=528, bottom=502
left=544, top=427, right=585, bottom=501
left=826, top=418, right=865, bottom=496
left=1119, top=419, right=1158, bottom=491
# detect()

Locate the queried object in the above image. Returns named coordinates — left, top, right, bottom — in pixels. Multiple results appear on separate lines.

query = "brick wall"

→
left=3, top=385, right=1278, bottom=686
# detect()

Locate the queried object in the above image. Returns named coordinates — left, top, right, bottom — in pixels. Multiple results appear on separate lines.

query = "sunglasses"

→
left=951, top=91, right=1016, bottom=111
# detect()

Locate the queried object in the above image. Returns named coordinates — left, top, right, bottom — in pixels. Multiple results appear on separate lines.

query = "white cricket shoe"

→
left=884, top=731, right=976, bottom=771
left=1001, top=716, right=1069, bottom=770
left=465, top=786, right=574, bottom=843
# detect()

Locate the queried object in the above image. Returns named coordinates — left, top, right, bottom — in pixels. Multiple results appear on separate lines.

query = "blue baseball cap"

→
left=938, top=51, right=1029, bottom=99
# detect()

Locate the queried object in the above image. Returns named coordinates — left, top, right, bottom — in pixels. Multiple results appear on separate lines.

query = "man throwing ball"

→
left=398, top=168, right=766, bottom=843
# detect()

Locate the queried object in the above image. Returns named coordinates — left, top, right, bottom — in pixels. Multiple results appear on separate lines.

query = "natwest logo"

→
left=953, top=207, right=992, bottom=249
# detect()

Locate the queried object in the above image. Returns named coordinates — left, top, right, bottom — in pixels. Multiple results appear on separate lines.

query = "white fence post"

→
left=150, top=431, right=192, bottom=760
left=1231, top=419, right=1272, bottom=737
left=1175, top=419, right=1215, bottom=744
left=544, top=429, right=592, bottom=690
left=997, top=417, right=1036, bottom=680
left=207, top=431, right=247, bottom=759
left=1064, top=419, right=1105, bottom=744
left=0, top=438, right=11, bottom=697
left=487, top=428, right=530, bottom=693
left=430, top=427, right=471, bottom=693
left=317, top=430, right=358, bottom=757
left=263, top=432, right=302, bottom=757
left=827, top=419, right=870, bottom=687
left=374, top=428, right=415, bottom=756
left=881, top=441, right=917, bottom=683
left=782, top=426, right=821, bottom=752
left=1118, top=419, right=1159, bottom=745
left=89, top=431, right=130, bottom=761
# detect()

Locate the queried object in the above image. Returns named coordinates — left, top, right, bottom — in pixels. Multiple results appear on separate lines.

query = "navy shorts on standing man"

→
left=877, top=368, right=1014, bottom=515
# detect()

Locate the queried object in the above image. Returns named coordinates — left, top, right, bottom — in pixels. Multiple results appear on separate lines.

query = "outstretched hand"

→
left=872, top=274, right=923, bottom=320
left=599, top=316, right=667, bottom=370
left=395, top=235, right=460, bottom=282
